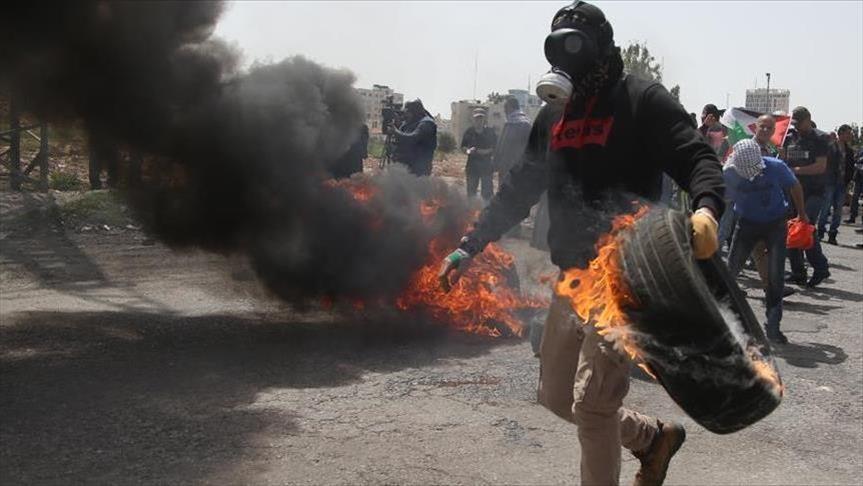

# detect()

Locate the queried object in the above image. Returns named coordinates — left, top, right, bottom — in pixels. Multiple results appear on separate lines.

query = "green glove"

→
left=438, top=248, right=472, bottom=292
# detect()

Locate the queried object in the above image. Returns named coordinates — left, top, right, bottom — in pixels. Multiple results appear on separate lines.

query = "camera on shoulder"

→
left=381, top=95, right=404, bottom=134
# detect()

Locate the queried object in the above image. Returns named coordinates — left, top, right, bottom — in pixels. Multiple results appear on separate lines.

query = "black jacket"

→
left=783, top=128, right=829, bottom=197
left=825, top=141, right=846, bottom=186
left=394, top=115, right=437, bottom=176
left=330, top=124, right=369, bottom=179
left=460, top=75, right=725, bottom=269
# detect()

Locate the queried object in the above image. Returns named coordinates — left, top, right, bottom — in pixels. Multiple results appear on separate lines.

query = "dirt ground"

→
left=1, top=189, right=862, bottom=485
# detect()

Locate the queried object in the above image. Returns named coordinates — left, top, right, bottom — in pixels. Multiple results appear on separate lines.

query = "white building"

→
left=357, top=84, right=404, bottom=134
left=745, top=88, right=790, bottom=115
left=505, top=89, right=543, bottom=115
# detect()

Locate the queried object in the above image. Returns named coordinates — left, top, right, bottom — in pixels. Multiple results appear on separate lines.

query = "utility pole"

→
left=473, top=50, right=478, bottom=101
left=765, top=72, right=771, bottom=114
left=726, top=92, right=730, bottom=109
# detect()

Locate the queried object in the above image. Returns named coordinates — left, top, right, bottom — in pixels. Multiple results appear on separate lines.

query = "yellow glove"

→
left=691, top=208, right=719, bottom=260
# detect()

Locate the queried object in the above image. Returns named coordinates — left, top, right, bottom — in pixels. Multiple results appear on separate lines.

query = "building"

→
left=357, top=84, right=404, bottom=134
left=745, top=88, right=790, bottom=115
left=505, top=89, right=543, bottom=115
left=450, top=89, right=543, bottom=145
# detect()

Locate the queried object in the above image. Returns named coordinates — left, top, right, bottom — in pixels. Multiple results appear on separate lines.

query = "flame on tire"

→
left=553, top=206, right=653, bottom=375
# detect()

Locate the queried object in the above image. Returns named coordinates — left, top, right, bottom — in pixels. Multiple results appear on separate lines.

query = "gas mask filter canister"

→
left=536, top=69, right=573, bottom=105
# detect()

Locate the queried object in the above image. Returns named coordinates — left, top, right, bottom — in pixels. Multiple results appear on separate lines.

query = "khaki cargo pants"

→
left=538, top=294, right=659, bottom=486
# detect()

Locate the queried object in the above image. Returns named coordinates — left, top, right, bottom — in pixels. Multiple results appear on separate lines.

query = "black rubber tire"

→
left=618, top=208, right=782, bottom=434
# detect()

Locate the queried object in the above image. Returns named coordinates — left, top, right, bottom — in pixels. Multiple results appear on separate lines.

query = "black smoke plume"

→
left=1, top=1, right=470, bottom=304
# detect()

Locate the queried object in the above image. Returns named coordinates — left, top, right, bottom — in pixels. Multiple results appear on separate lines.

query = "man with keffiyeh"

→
left=724, top=139, right=807, bottom=344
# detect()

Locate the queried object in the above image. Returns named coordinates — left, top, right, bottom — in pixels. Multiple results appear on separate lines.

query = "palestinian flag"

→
left=720, top=107, right=791, bottom=153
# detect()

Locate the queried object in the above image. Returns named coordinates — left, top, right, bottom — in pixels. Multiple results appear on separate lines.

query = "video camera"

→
left=381, top=96, right=404, bottom=134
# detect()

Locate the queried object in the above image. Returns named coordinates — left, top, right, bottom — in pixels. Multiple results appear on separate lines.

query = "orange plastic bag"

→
left=786, top=218, right=815, bottom=250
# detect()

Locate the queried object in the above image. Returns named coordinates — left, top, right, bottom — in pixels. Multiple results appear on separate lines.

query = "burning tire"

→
left=618, top=208, right=782, bottom=434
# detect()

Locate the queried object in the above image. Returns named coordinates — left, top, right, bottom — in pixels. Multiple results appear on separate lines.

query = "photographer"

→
left=389, top=99, right=437, bottom=176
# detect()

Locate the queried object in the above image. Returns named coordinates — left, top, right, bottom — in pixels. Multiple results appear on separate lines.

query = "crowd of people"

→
left=694, top=103, right=861, bottom=344
left=319, top=16, right=861, bottom=356
left=319, top=39, right=861, bottom=355
left=440, top=95, right=861, bottom=349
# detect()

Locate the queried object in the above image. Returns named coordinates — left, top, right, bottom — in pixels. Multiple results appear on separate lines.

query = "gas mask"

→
left=535, top=1, right=613, bottom=104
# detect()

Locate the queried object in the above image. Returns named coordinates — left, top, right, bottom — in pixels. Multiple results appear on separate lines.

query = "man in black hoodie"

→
left=438, top=2, right=725, bottom=485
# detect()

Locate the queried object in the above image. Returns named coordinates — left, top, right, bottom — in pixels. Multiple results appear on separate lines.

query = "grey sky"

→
left=214, top=1, right=863, bottom=131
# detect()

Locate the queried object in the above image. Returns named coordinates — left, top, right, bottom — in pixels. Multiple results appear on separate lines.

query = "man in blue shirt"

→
left=725, top=139, right=808, bottom=344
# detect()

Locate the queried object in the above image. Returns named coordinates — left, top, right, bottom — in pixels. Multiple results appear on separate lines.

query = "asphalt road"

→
left=1, top=192, right=861, bottom=485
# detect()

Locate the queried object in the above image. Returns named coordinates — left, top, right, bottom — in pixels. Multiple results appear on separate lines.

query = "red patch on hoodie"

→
left=551, top=116, right=614, bottom=150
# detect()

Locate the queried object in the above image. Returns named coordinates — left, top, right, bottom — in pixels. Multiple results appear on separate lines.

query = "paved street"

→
left=1, top=194, right=861, bottom=485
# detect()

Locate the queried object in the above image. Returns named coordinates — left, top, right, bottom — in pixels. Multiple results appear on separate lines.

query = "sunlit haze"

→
left=215, top=0, right=862, bottom=130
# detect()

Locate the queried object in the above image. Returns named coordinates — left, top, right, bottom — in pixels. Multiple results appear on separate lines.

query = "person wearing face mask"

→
left=746, top=114, right=798, bottom=299
left=724, top=139, right=808, bottom=344
left=437, top=2, right=725, bottom=485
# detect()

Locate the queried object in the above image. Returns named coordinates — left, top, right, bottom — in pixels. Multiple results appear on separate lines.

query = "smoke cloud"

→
left=1, top=1, right=469, bottom=304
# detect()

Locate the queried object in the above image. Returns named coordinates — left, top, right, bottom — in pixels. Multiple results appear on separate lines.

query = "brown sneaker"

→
left=633, top=420, right=686, bottom=486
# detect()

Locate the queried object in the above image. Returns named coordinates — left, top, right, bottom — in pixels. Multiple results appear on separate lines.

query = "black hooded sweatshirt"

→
left=460, top=74, right=725, bottom=269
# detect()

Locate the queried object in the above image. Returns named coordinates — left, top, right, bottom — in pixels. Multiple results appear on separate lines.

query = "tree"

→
left=623, top=41, right=681, bottom=105
left=621, top=42, right=662, bottom=83
left=850, top=123, right=861, bottom=151
left=486, top=92, right=506, bottom=104
left=669, top=84, right=681, bottom=104
left=437, top=131, right=456, bottom=153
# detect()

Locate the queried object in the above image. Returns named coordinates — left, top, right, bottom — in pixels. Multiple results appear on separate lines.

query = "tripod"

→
left=378, top=131, right=398, bottom=169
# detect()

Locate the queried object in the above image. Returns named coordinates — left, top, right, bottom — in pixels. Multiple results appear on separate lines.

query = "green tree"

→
left=437, top=131, right=457, bottom=153
left=486, top=92, right=506, bottom=104
left=622, top=42, right=662, bottom=82
left=622, top=41, right=681, bottom=104
left=850, top=123, right=861, bottom=151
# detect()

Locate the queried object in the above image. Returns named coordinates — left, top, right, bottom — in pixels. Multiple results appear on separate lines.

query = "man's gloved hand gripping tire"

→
left=691, top=207, right=719, bottom=260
